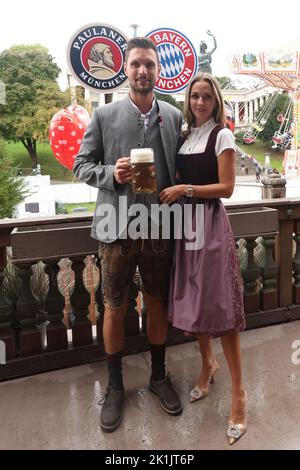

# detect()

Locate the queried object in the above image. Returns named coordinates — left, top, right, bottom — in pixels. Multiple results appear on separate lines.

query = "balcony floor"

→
left=1, top=320, right=300, bottom=450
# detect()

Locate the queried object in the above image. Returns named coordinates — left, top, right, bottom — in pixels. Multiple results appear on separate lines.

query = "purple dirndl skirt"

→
left=168, top=198, right=246, bottom=338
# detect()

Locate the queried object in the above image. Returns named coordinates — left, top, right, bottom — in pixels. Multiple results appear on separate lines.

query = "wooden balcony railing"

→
left=1, top=198, right=300, bottom=381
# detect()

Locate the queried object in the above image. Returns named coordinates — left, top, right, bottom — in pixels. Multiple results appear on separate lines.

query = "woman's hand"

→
left=159, top=185, right=186, bottom=204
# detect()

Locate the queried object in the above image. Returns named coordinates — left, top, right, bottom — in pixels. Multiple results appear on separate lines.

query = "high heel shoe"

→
left=226, top=392, right=247, bottom=445
left=227, top=420, right=247, bottom=445
left=190, top=361, right=220, bottom=403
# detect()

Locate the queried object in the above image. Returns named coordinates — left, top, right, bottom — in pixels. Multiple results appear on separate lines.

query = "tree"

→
left=0, top=44, right=70, bottom=167
left=154, top=92, right=183, bottom=111
left=259, top=93, right=291, bottom=144
left=216, top=76, right=237, bottom=90
left=0, top=139, right=27, bottom=218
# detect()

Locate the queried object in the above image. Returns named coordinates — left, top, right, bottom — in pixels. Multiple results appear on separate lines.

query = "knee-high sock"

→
left=106, top=351, right=124, bottom=390
left=150, top=343, right=166, bottom=381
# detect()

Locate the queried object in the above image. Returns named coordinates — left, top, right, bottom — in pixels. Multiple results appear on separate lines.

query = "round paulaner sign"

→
left=67, top=23, right=128, bottom=93
left=146, top=27, right=198, bottom=94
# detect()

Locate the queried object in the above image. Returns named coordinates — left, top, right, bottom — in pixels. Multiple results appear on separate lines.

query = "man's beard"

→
left=130, top=79, right=155, bottom=95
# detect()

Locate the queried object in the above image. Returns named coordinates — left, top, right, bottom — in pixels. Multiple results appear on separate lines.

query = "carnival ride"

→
left=271, top=98, right=293, bottom=149
left=243, top=93, right=280, bottom=144
left=229, top=50, right=300, bottom=175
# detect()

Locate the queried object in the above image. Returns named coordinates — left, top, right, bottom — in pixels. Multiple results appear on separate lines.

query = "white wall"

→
left=228, top=183, right=262, bottom=202
left=16, top=179, right=98, bottom=217
left=285, top=179, right=300, bottom=198
left=51, top=182, right=98, bottom=204
left=16, top=175, right=56, bottom=217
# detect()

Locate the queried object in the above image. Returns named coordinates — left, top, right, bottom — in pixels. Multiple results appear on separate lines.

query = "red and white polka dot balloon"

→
left=49, top=106, right=90, bottom=171
left=67, top=105, right=90, bottom=129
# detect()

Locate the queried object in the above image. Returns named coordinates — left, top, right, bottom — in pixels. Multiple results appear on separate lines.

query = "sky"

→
left=1, top=0, right=300, bottom=90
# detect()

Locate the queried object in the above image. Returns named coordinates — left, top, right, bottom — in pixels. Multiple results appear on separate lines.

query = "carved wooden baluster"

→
left=95, top=257, right=104, bottom=344
left=259, top=235, right=278, bottom=310
left=293, top=220, right=300, bottom=304
left=16, top=263, right=42, bottom=356
left=44, top=260, right=68, bottom=351
left=241, top=237, right=260, bottom=314
left=276, top=217, right=293, bottom=307
left=0, top=265, right=16, bottom=361
left=70, top=257, right=93, bottom=347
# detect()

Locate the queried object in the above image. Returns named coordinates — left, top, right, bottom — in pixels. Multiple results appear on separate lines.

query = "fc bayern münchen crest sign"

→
left=67, top=23, right=128, bottom=93
left=146, top=28, right=198, bottom=94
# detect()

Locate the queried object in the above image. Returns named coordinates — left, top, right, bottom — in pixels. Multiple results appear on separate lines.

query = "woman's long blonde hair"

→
left=183, top=73, right=225, bottom=137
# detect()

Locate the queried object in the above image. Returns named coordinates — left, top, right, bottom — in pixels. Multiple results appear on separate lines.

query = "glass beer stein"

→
left=130, top=148, right=156, bottom=193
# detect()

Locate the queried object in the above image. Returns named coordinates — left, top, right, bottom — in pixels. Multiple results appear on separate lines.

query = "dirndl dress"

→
left=168, top=125, right=246, bottom=337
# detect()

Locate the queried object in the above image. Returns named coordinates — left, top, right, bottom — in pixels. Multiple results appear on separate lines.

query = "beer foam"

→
left=130, top=148, right=154, bottom=163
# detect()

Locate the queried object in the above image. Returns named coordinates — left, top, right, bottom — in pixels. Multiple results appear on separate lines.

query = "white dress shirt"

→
left=180, top=118, right=236, bottom=157
left=129, top=96, right=156, bottom=131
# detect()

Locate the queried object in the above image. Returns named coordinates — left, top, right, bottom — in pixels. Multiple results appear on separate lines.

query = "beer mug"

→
left=130, top=148, right=156, bottom=193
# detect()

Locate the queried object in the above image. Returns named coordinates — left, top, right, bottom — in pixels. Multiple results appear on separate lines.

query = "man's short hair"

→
left=125, top=37, right=159, bottom=64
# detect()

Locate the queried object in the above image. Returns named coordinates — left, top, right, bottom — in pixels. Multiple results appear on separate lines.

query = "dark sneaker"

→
left=99, top=386, right=125, bottom=432
left=149, top=373, right=183, bottom=416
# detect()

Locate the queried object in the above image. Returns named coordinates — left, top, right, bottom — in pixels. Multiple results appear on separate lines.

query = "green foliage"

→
left=238, top=139, right=284, bottom=171
left=0, top=44, right=69, bottom=166
left=216, top=76, right=237, bottom=90
left=63, top=85, right=86, bottom=109
left=154, top=92, right=183, bottom=111
left=259, top=93, right=292, bottom=144
left=0, top=139, right=27, bottom=218
left=7, top=141, right=74, bottom=181
left=234, top=131, right=245, bottom=144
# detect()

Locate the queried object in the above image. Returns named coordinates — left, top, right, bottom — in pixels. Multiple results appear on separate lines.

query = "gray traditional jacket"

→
left=73, top=95, right=182, bottom=242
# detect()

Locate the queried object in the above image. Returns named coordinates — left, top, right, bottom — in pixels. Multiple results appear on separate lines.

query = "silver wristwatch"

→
left=186, top=184, right=194, bottom=197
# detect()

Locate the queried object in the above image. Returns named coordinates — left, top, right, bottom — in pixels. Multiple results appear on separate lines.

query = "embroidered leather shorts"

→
left=99, top=237, right=174, bottom=309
